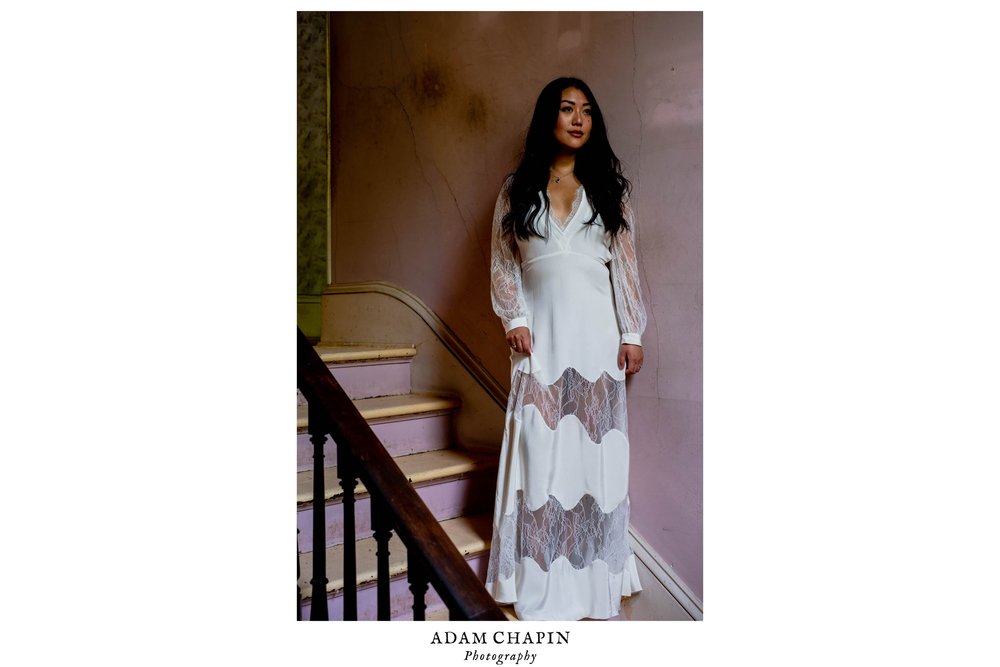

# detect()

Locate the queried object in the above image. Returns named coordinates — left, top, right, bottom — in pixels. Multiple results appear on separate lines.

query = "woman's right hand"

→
left=506, top=326, right=533, bottom=355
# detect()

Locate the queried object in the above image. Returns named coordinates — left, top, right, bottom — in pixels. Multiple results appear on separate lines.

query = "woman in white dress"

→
left=486, top=77, right=647, bottom=620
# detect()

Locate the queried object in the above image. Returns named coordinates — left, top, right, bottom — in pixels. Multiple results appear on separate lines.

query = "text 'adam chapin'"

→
left=430, top=631, right=570, bottom=645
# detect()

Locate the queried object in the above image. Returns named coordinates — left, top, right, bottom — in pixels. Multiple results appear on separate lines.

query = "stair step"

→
left=297, top=393, right=460, bottom=429
left=314, top=343, right=416, bottom=363
left=298, top=513, right=493, bottom=600
left=424, top=606, right=451, bottom=621
left=404, top=603, right=517, bottom=622
left=305, top=343, right=416, bottom=400
left=297, top=449, right=498, bottom=551
left=416, top=606, right=516, bottom=621
left=297, top=393, right=461, bottom=470
left=297, top=448, right=496, bottom=504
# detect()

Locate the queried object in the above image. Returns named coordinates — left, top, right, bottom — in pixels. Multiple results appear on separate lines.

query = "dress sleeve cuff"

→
left=620, top=333, right=642, bottom=346
left=504, top=316, right=529, bottom=333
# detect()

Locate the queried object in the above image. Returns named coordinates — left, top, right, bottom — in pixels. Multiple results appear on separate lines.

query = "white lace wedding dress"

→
left=485, top=184, right=646, bottom=620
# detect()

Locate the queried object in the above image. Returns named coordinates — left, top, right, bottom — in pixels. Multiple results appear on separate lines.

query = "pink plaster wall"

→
left=328, top=11, right=703, bottom=601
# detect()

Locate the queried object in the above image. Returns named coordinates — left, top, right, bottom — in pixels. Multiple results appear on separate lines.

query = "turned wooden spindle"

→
left=371, top=493, right=394, bottom=621
left=337, top=444, right=359, bottom=620
left=308, top=405, right=329, bottom=621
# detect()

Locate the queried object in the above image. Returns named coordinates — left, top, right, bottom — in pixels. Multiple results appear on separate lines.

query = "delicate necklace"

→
left=550, top=167, right=573, bottom=184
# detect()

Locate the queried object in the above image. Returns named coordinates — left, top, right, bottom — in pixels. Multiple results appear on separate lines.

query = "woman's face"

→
left=552, top=87, right=592, bottom=153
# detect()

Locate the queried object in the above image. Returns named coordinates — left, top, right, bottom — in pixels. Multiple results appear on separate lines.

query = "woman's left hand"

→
left=618, top=344, right=644, bottom=376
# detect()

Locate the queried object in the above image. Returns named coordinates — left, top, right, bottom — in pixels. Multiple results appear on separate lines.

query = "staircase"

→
left=296, top=343, right=506, bottom=621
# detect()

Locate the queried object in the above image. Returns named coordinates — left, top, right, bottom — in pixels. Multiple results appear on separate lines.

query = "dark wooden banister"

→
left=297, top=327, right=507, bottom=621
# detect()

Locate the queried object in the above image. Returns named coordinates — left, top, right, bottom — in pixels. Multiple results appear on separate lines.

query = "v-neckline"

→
left=547, top=185, right=584, bottom=232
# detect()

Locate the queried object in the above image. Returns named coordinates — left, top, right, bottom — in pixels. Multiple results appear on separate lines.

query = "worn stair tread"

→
left=297, top=448, right=498, bottom=504
left=298, top=513, right=494, bottom=598
left=423, top=606, right=451, bottom=621
left=297, top=392, right=461, bottom=430
left=420, top=605, right=517, bottom=621
left=314, top=343, right=416, bottom=363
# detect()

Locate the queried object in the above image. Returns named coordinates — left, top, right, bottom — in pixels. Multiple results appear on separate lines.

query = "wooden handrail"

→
left=297, top=328, right=507, bottom=621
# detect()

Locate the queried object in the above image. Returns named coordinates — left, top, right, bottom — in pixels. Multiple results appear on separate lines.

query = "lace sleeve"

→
left=609, top=201, right=647, bottom=346
left=490, top=186, right=529, bottom=332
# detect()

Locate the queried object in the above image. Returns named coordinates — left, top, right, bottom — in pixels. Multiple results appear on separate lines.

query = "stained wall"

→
left=325, top=11, right=703, bottom=601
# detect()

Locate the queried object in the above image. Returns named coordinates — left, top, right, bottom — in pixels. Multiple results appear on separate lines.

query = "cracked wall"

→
left=326, top=11, right=703, bottom=602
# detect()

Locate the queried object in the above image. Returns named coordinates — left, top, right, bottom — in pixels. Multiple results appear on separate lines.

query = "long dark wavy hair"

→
left=502, top=77, right=632, bottom=240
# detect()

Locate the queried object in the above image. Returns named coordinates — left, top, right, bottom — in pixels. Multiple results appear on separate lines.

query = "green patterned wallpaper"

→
left=297, top=12, right=328, bottom=337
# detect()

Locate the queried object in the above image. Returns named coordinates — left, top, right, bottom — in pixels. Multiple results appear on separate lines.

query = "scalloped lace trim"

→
left=547, top=184, right=584, bottom=231
left=510, top=367, right=627, bottom=444
left=486, top=491, right=632, bottom=582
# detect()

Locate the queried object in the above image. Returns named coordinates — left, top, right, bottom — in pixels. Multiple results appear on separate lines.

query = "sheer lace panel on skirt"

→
left=510, top=367, right=627, bottom=444
left=487, top=491, right=632, bottom=582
